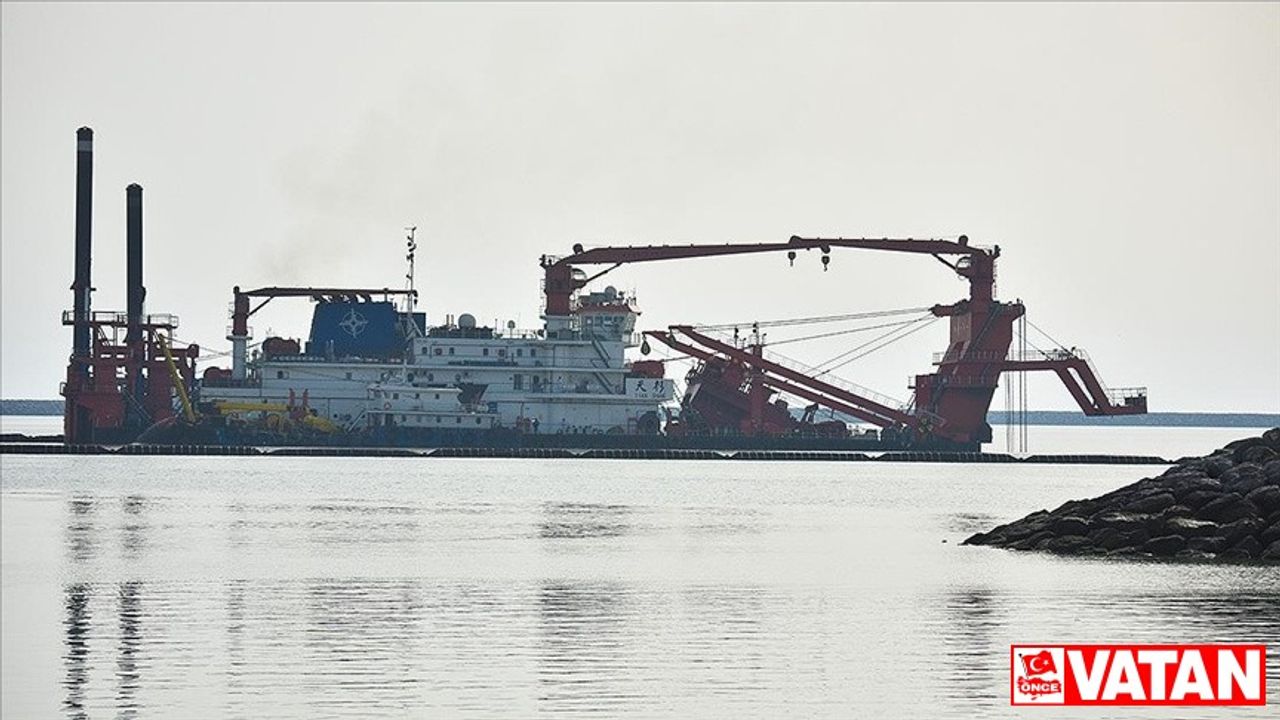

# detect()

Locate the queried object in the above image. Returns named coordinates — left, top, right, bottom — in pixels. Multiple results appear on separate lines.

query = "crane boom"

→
left=538, top=233, right=1141, bottom=447
left=542, top=235, right=994, bottom=316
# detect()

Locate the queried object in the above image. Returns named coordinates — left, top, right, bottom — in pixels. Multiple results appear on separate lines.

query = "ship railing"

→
left=931, top=347, right=1100, bottom=364
left=933, top=349, right=1011, bottom=364
left=497, top=327, right=547, bottom=340
left=758, top=346, right=912, bottom=413
left=270, top=354, right=398, bottom=364
left=1007, top=348, right=1083, bottom=363
left=201, top=376, right=261, bottom=389
left=1106, top=386, right=1148, bottom=404
left=62, top=310, right=180, bottom=328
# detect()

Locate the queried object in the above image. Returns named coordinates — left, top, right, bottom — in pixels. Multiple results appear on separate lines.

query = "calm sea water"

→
left=2, top=425, right=1278, bottom=718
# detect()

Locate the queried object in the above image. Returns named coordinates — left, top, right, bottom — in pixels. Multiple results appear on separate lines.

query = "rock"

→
left=1265, top=427, right=1280, bottom=449
left=1043, top=535, right=1096, bottom=555
left=1218, top=518, right=1260, bottom=546
left=1180, top=490, right=1221, bottom=510
left=1108, top=546, right=1147, bottom=558
left=1205, top=455, right=1233, bottom=479
left=1223, top=463, right=1265, bottom=494
left=1124, top=492, right=1176, bottom=514
left=1175, top=549, right=1216, bottom=562
left=1051, top=516, right=1090, bottom=537
left=1229, top=438, right=1271, bottom=464
left=1245, top=485, right=1280, bottom=514
left=1168, top=476, right=1221, bottom=499
left=1229, top=536, right=1261, bottom=558
left=1261, top=520, right=1280, bottom=546
left=1088, top=526, right=1127, bottom=550
left=1244, top=445, right=1277, bottom=464
left=1262, top=540, right=1280, bottom=561
left=1187, top=536, right=1227, bottom=554
left=1142, top=534, right=1186, bottom=556
left=1011, top=530, right=1054, bottom=551
left=1197, top=493, right=1259, bottom=524
left=963, top=430, right=1280, bottom=564
left=1263, top=459, right=1280, bottom=484
left=1051, top=499, right=1102, bottom=517
left=1120, top=528, right=1151, bottom=548
left=1092, top=512, right=1150, bottom=533
left=1164, top=516, right=1219, bottom=538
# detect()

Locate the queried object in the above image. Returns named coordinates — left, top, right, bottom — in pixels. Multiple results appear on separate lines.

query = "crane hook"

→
left=787, top=250, right=796, bottom=267
left=821, top=254, right=830, bottom=271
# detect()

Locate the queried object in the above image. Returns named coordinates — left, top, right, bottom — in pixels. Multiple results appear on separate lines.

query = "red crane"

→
left=541, top=235, right=1146, bottom=448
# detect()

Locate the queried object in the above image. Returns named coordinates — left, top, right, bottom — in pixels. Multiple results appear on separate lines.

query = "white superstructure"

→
left=200, top=286, right=673, bottom=435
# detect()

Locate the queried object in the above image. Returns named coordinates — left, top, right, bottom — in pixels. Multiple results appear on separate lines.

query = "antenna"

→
left=400, top=225, right=423, bottom=340
left=404, top=225, right=418, bottom=313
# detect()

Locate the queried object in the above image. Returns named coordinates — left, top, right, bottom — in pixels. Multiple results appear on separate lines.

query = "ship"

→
left=58, top=128, right=1149, bottom=451
left=196, top=281, right=672, bottom=445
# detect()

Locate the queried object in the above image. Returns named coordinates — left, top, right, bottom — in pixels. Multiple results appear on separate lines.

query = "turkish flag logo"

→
left=1021, top=650, right=1057, bottom=677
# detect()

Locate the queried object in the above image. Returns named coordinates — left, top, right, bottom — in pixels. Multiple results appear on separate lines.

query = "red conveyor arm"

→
left=665, top=326, right=920, bottom=428
left=1002, top=357, right=1147, bottom=416
left=644, top=330, right=904, bottom=429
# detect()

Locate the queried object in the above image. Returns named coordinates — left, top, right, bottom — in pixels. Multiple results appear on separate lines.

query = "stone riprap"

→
left=964, top=429, right=1280, bottom=563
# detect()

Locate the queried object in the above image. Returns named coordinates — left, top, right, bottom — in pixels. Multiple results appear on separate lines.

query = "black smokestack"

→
left=72, top=127, right=93, bottom=363
left=126, top=183, right=145, bottom=344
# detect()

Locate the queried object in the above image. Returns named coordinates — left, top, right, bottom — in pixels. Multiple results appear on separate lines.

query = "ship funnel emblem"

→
left=339, top=309, right=369, bottom=337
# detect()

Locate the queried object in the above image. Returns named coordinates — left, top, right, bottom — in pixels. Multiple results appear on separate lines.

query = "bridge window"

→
left=483, top=348, right=489, bottom=356
left=276, top=370, right=287, bottom=379
left=513, top=374, right=523, bottom=390
left=517, top=349, right=523, bottom=357
left=448, top=347, right=455, bottom=355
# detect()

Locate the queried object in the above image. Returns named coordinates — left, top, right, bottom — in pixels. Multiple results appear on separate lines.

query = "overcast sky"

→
left=2, top=2, right=1277, bottom=412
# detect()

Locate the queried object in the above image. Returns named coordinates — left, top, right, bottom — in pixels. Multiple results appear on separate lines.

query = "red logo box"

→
left=1010, top=644, right=1266, bottom=706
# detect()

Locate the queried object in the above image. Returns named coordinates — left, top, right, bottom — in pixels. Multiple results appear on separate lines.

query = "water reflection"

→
left=940, top=589, right=1005, bottom=716
left=939, top=512, right=1003, bottom=535
left=62, top=584, right=91, bottom=720
left=65, top=497, right=96, bottom=563
left=537, top=582, right=634, bottom=714
left=538, top=503, right=632, bottom=539
left=303, top=503, right=422, bottom=547
left=116, top=581, right=143, bottom=719
left=120, top=495, right=148, bottom=560
left=300, top=580, right=424, bottom=715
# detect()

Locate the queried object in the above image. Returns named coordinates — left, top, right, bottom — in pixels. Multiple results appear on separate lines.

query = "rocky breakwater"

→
left=964, top=429, right=1280, bottom=563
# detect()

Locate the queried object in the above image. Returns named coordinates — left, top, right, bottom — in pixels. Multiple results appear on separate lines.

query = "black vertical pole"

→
left=126, top=183, right=147, bottom=416
left=126, top=184, right=144, bottom=343
left=72, top=127, right=94, bottom=366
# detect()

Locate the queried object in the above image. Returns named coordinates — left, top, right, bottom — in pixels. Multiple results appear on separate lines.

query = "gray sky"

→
left=2, top=2, right=1277, bottom=412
